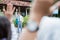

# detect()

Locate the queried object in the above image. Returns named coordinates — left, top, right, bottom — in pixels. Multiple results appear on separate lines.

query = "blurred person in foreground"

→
left=3, top=2, right=18, bottom=40
left=18, top=0, right=60, bottom=40
left=2, top=0, right=60, bottom=40
left=0, top=16, right=11, bottom=40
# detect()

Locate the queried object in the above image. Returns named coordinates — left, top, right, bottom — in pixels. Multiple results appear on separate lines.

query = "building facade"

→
left=0, top=0, right=31, bottom=16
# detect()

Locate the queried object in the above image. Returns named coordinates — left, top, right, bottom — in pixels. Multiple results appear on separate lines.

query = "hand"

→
left=55, top=1, right=60, bottom=7
left=3, top=2, right=15, bottom=21
left=49, top=1, right=60, bottom=13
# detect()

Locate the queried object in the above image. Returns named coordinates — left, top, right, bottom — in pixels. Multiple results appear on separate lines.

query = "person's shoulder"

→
left=40, top=16, right=60, bottom=29
left=41, top=16, right=60, bottom=24
left=38, top=17, right=60, bottom=40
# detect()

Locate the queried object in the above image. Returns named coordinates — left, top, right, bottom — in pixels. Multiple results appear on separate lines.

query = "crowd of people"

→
left=0, top=0, right=60, bottom=40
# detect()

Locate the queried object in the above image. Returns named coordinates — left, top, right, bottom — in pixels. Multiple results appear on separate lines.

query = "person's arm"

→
left=3, top=2, right=15, bottom=22
left=3, top=2, right=18, bottom=40
left=18, top=27, right=37, bottom=40
left=50, top=1, right=60, bottom=13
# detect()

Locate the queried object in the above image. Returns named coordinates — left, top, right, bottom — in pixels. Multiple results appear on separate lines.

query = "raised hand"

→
left=50, top=1, right=60, bottom=13
left=3, top=2, right=15, bottom=21
left=55, top=1, right=60, bottom=7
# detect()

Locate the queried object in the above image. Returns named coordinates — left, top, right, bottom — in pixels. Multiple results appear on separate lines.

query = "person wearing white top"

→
left=19, top=0, right=60, bottom=40
left=37, top=16, right=60, bottom=40
left=3, top=3, right=18, bottom=40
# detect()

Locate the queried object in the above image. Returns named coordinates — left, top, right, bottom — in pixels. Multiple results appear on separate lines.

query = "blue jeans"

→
left=18, top=21, right=22, bottom=33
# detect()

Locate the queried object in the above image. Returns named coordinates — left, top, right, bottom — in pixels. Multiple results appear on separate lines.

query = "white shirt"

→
left=16, top=15, right=23, bottom=22
left=37, top=16, right=60, bottom=40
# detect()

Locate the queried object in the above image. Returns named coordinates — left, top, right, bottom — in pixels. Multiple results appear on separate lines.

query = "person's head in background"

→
left=0, top=16, right=11, bottom=40
left=29, top=0, right=54, bottom=25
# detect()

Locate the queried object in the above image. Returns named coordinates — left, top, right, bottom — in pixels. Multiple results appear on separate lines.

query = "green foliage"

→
left=13, top=19, right=18, bottom=27
left=22, top=15, right=29, bottom=27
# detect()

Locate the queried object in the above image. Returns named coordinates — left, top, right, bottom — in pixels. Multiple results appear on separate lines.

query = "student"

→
left=0, top=16, right=11, bottom=40
left=37, top=1, right=60, bottom=40
left=16, top=13, right=23, bottom=33
left=18, top=0, right=54, bottom=40
left=19, top=0, right=60, bottom=40
left=3, top=3, right=18, bottom=40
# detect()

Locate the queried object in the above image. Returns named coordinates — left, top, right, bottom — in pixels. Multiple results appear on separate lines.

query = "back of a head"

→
left=0, top=16, right=11, bottom=40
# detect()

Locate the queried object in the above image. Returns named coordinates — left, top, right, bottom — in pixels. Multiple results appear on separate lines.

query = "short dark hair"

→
left=0, top=16, right=11, bottom=40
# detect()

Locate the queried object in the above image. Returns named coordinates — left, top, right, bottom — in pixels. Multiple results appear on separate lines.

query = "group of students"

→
left=0, top=0, right=60, bottom=40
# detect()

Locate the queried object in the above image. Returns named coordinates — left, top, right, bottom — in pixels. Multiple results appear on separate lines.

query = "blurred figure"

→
left=19, top=0, right=60, bottom=40
left=16, top=13, right=23, bottom=33
left=19, top=0, right=54, bottom=40
left=0, top=16, right=11, bottom=40
left=36, top=1, right=60, bottom=40
left=3, top=2, right=18, bottom=40
left=15, top=9, right=23, bottom=33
